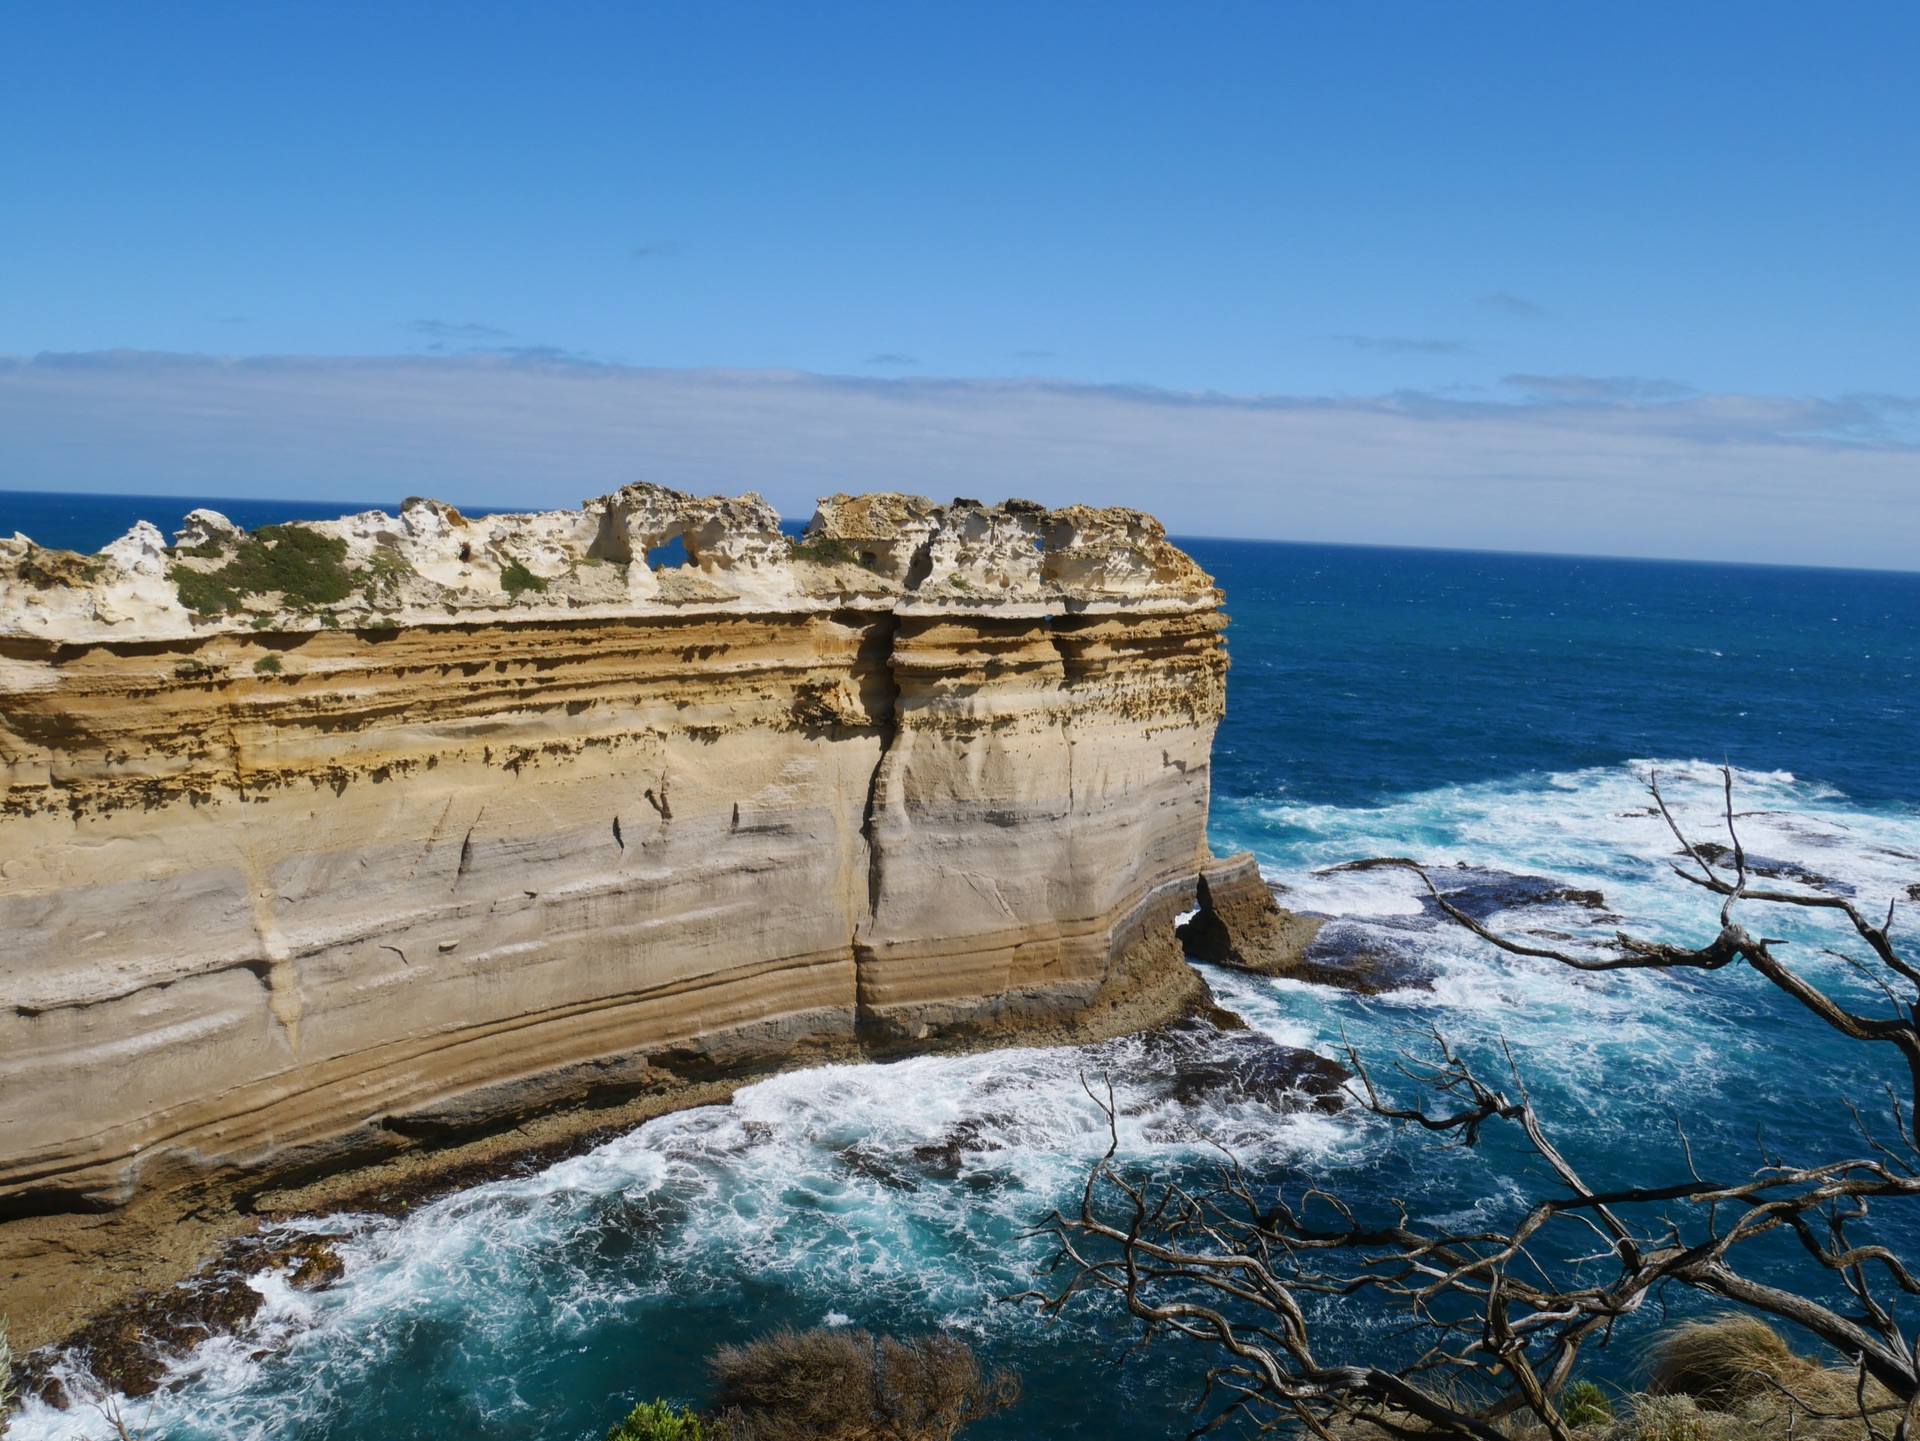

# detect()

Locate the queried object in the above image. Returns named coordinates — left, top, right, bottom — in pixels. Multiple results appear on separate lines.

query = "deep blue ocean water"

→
left=0, top=490, right=399, bottom=553
left=8, top=493, right=1920, bottom=1440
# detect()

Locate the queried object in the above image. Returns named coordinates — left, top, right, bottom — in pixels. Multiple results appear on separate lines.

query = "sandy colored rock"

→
left=1178, top=852, right=1327, bottom=973
left=0, top=484, right=1228, bottom=1345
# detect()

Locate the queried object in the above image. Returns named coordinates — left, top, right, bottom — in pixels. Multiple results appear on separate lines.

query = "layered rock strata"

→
left=0, top=486, right=1227, bottom=1270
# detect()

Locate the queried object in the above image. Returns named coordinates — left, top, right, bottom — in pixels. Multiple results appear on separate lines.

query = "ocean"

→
left=6, top=492, right=1919, bottom=1440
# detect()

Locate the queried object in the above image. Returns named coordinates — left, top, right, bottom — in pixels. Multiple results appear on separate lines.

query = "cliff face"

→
left=0, top=486, right=1227, bottom=1223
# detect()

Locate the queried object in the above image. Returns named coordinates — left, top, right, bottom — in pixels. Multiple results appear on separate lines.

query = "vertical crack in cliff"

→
left=454, top=825, right=476, bottom=888
left=410, top=797, right=458, bottom=883
left=854, top=613, right=903, bottom=1002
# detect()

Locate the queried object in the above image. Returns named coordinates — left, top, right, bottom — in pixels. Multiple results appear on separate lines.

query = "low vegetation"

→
left=1560, top=1381, right=1613, bottom=1429
left=1325, top=1316, right=1888, bottom=1441
left=168, top=524, right=354, bottom=614
left=1509, top=1316, right=1889, bottom=1441
left=358, top=546, right=416, bottom=604
left=787, top=535, right=856, bottom=566
left=500, top=558, right=548, bottom=596
left=13, top=546, right=103, bottom=588
left=608, top=1327, right=1016, bottom=1441
left=605, top=1399, right=727, bottom=1441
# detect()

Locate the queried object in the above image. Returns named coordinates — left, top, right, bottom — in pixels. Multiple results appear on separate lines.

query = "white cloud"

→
left=0, top=351, right=1914, bottom=569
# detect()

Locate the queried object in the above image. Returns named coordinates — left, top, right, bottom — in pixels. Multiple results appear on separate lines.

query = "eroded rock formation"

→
left=1177, top=853, right=1326, bottom=974
left=0, top=486, right=1227, bottom=1267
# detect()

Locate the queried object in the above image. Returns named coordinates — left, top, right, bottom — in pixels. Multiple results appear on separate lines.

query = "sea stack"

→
left=0, top=484, right=1243, bottom=1249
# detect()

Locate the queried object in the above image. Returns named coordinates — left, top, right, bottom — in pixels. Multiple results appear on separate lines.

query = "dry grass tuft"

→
left=1335, top=1317, right=1898, bottom=1441
left=1621, top=1315, right=1891, bottom=1441
left=1648, top=1315, right=1818, bottom=1409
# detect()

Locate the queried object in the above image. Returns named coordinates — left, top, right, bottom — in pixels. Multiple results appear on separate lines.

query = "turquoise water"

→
left=7, top=498, right=1920, bottom=1439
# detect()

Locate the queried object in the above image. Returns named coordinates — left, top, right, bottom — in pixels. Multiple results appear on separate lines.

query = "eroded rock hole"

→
left=645, top=535, right=690, bottom=570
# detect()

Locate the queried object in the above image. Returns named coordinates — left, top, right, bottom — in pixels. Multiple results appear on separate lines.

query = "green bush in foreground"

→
left=1562, top=1380, right=1614, bottom=1428
left=605, top=1399, right=726, bottom=1441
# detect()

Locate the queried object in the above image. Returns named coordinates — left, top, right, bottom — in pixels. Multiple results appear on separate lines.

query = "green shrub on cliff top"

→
left=169, top=524, right=353, bottom=614
left=787, top=535, right=855, bottom=566
left=500, top=558, right=549, bottom=596
left=359, top=546, right=416, bottom=603
left=604, top=1399, right=725, bottom=1441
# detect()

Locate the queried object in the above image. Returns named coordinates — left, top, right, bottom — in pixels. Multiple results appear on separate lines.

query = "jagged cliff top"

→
left=0, top=483, right=1217, bottom=641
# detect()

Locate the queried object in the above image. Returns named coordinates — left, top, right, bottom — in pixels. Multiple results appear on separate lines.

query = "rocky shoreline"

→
left=8, top=887, right=1233, bottom=1394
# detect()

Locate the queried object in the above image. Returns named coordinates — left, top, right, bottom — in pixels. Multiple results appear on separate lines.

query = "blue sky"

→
left=1, top=2, right=1915, bottom=564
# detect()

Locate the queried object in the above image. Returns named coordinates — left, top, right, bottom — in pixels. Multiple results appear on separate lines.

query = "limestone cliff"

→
left=0, top=485, right=1228, bottom=1240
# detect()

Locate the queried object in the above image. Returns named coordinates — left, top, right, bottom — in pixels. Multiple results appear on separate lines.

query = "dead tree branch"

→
left=1027, top=767, right=1920, bottom=1438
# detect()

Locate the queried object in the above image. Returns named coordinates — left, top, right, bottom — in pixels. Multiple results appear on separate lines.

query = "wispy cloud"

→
left=1505, top=373, right=1693, bottom=402
left=410, top=319, right=514, bottom=342
left=866, top=352, right=919, bottom=366
left=1480, top=292, right=1546, bottom=319
left=3, top=353, right=1914, bottom=570
left=631, top=240, right=681, bottom=259
left=495, top=344, right=603, bottom=366
left=1325, top=335, right=1466, bottom=355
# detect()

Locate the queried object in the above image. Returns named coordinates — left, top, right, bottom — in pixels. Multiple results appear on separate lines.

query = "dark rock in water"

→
left=1320, top=858, right=1610, bottom=919
left=16, top=1229, right=346, bottom=1402
left=835, top=1143, right=922, bottom=1192
left=1288, top=919, right=1437, bottom=995
left=1685, top=842, right=1851, bottom=894
left=1266, top=860, right=1629, bottom=994
left=910, top=1117, right=1010, bottom=1179
left=1181, top=852, right=1442, bottom=994
left=1410, top=864, right=1610, bottom=920
left=1139, top=1017, right=1351, bottom=1114
left=1178, top=851, right=1326, bottom=972
left=585, top=1192, right=684, bottom=1264
left=274, top=1234, right=345, bottom=1290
